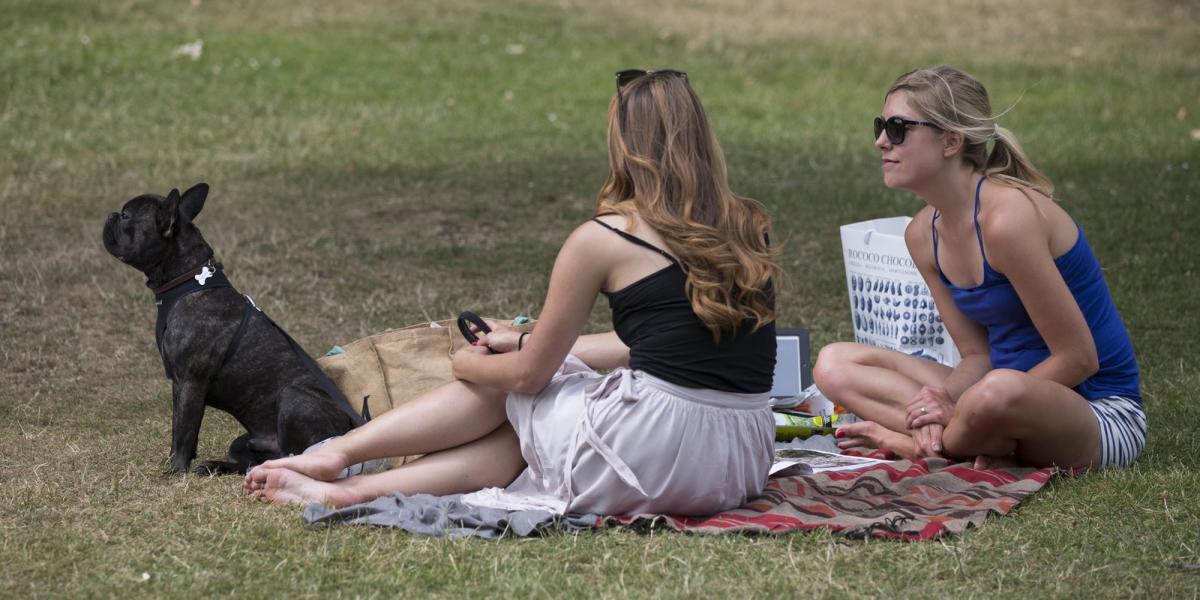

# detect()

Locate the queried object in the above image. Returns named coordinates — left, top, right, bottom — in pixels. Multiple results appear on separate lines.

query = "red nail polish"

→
left=835, top=428, right=845, bottom=438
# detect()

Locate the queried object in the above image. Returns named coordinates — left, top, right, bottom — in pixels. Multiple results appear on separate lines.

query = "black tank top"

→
left=591, top=218, right=776, bottom=393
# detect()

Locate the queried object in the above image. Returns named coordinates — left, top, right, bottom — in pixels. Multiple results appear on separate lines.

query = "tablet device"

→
left=770, top=328, right=812, bottom=400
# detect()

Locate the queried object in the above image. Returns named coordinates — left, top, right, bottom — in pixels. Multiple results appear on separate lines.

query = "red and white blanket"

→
left=598, top=455, right=1056, bottom=541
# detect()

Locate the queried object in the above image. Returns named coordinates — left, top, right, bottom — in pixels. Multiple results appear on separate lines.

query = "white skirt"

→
left=462, top=355, right=775, bottom=516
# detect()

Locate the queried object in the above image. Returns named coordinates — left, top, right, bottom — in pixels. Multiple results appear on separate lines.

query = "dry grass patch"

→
left=561, top=0, right=1198, bottom=66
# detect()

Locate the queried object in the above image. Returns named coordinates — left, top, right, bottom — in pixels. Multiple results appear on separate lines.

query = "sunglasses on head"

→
left=874, top=115, right=939, bottom=145
left=615, top=69, right=688, bottom=91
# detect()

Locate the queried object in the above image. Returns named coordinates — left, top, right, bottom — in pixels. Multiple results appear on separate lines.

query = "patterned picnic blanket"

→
left=600, top=455, right=1056, bottom=541
left=303, top=454, right=1055, bottom=541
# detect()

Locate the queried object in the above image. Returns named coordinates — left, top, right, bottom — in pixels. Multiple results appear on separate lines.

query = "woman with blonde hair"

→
left=246, top=69, right=782, bottom=515
left=816, top=65, right=1144, bottom=470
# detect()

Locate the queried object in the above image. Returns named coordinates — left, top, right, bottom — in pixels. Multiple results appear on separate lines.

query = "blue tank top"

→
left=932, top=178, right=1141, bottom=403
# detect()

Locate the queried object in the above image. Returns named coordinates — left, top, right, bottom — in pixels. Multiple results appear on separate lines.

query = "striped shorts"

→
left=1089, top=395, right=1147, bottom=468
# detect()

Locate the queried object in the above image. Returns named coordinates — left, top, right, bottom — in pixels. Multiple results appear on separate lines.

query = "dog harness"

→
left=152, top=259, right=365, bottom=426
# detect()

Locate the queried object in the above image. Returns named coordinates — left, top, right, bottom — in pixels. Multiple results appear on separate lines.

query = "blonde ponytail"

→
left=986, top=125, right=1054, bottom=196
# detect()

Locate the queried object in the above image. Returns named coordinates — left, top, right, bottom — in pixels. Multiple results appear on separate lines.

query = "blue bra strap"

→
left=931, top=175, right=988, bottom=279
left=972, top=176, right=988, bottom=264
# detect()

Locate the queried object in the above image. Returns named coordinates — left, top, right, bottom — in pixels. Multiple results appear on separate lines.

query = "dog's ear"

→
left=161, top=188, right=182, bottom=238
left=179, top=183, right=209, bottom=225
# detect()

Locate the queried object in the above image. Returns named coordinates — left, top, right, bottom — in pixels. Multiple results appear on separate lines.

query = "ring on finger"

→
left=921, top=406, right=927, bottom=414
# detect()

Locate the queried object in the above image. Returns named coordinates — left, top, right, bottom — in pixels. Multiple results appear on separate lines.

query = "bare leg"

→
left=941, top=369, right=1101, bottom=469
left=254, top=422, right=525, bottom=507
left=244, top=379, right=509, bottom=492
left=814, top=342, right=952, bottom=432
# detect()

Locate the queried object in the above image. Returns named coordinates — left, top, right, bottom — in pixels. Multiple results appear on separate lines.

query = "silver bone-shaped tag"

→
left=195, top=266, right=214, bottom=285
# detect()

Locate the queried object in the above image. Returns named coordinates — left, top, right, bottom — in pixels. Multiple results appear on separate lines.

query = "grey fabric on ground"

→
left=301, top=493, right=598, bottom=538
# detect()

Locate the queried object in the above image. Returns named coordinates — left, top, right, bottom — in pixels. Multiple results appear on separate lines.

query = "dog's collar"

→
left=152, top=257, right=221, bottom=296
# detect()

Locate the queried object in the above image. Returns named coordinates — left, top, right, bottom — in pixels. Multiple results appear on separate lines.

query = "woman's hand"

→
left=912, top=424, right=944, bottom=458
left=459, top=343, right=492, bottom=356
left=903, top=386, right=954, bottom=457
left=905, top=386, right=954, bottom=429
left=472, top=319, right=523, bottom=354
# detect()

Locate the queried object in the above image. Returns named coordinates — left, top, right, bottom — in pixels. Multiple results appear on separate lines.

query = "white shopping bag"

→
left=839, top=217, right=961, bottom=367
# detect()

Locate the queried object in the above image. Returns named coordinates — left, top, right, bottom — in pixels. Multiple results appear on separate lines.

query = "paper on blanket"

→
left=769, top=448, right=891, bottom=476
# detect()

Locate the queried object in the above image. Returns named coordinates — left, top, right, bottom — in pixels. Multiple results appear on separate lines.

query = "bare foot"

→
left=836, top=421, right=920, bottom=460
left=243, top=451, right=350, bottom=494
left=252, top=468, right=367, bottom=507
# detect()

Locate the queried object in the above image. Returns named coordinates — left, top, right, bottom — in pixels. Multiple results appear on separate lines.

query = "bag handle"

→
left=456, top=311, right=492, bottom=345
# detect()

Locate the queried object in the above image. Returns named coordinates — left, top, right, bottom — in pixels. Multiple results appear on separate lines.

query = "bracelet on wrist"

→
left=518, top=332, right=530, bottom=351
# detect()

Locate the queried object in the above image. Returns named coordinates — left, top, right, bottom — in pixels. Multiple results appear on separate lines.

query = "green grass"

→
left=2, top=0, right=1198, bottom=597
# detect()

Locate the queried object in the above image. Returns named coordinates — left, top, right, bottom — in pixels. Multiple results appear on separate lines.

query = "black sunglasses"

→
left=874, top=115, right=939, bottom=145
left=615, top=69, right=688, bottom=90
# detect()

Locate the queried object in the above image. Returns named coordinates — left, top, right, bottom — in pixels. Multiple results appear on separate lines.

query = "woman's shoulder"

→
left=979, top=179, right=1052, bottom=211
left=568, top=214, right=639, bottom=253
left=980, top=181, right=1082, bottom=261
left=591, top=213, right=629, bottom=231
left=903, top=206, right=938, bottom=269
left=904, top=205, right=936, bottom=244
left=589, top=212, right=672, bottom=246
left=976, top=181, right=1056, bottom=246
left=576, top=213, right=630, bottom=244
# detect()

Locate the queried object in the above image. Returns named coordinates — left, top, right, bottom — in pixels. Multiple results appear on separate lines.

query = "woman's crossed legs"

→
left=814, top=342, right=1101, bottom=469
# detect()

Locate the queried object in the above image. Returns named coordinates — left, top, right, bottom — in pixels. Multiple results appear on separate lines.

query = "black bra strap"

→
left=590, top=218, right=679, bottom=265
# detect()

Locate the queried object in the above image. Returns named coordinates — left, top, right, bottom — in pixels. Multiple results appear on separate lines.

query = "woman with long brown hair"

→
left=816, top=65, right=1144, bottom=470
left=245, top=69, right=782, bottom=515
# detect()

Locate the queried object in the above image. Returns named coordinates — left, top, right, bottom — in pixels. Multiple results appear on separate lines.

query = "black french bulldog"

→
left=102, top=183, right=363, bottom=475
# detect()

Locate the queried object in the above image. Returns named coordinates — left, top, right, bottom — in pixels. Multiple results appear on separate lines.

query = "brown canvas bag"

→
left=317, top=318, right=534, bottom=465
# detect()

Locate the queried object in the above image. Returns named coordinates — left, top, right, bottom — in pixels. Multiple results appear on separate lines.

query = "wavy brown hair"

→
left=596, top=71, right=781, bottom=340
left=888, top=65, right=1054, bottom=196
